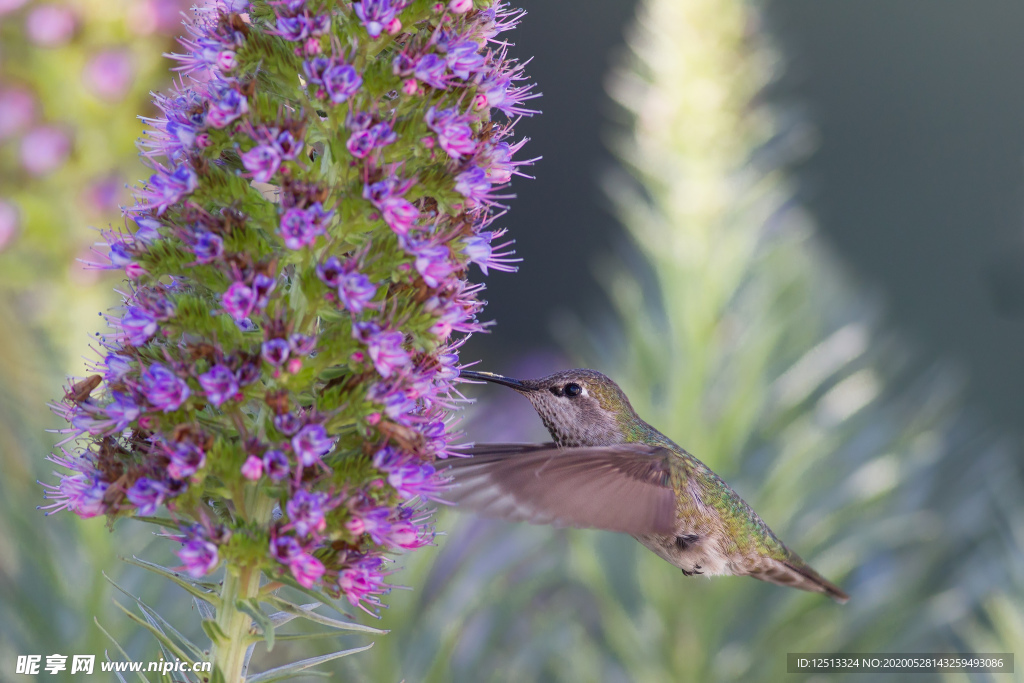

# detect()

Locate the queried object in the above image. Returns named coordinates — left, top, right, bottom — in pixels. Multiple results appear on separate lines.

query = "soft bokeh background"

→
left=2, top=0, right=1023, bottom=681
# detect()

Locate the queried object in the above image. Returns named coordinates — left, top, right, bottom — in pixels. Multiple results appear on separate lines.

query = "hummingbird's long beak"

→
left=460, top=370, right=534, bottom=391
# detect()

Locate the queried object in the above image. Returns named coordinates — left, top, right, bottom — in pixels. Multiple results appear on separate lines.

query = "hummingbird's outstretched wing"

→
left=445, top=443, right=678, bottom=535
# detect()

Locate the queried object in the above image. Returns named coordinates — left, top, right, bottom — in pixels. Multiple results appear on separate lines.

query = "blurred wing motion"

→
left=445, top=443, right=679, bottom=535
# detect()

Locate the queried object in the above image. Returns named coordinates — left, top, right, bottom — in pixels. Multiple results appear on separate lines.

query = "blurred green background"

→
left=1, top=0, right=1022, bottom=681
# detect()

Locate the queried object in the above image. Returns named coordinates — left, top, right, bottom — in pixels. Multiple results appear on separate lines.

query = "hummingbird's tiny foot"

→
left=692, top=564, right=703, bottom=575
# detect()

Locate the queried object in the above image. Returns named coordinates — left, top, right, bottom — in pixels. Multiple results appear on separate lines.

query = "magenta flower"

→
left=141, top=363, right=190, bottom=412
left=357, top=324, right=411, bottom=378
left=339, top=554, right=390, bottom=615
left=289, top=552, right=326, bottom=588
left=241, top=456, right=263, bottom=481
left=39, top=472, right=108, bottom=519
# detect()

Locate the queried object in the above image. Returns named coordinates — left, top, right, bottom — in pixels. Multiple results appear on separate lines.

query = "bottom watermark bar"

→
left=787, top=653, right=1014, bottom=674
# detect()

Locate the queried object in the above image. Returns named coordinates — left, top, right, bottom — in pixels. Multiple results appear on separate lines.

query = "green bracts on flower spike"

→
left=41, top=0, right=538, bottom=679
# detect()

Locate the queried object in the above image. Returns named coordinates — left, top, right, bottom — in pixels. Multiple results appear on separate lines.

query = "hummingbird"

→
left=447, top=368, right=849, bottom=603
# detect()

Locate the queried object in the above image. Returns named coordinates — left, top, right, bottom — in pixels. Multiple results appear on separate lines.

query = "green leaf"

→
left=262, top=595, right=388, bottom=635
left=236, top=598, right=276, bottom=652
left=202, top=618, right=228, bottom=643
left=245, top=643, right=375, bottom=683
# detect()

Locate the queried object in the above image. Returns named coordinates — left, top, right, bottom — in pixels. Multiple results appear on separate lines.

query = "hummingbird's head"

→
left=461, top=368, right=643, bottom=447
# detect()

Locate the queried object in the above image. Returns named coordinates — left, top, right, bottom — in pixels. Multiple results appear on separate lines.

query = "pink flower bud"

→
left=241, top=455, right=264, bottom=480
left=449, top=0, right=473, bottom=13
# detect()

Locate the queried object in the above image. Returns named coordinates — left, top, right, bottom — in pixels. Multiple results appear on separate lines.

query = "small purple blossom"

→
left=121, top=306, right=158, bottom=345
left=191, top=231, right=224, bottom=263
left=286, top=490, right=330, bottom=537
left=360, top=325, right=411, bottom=378
left=316, top=256, right=345, bottom=287
left=414, top=53, right=448, bottom=89
left=279, top=204, right=331, bottom=250
left=242, top=145, right=281, bottom=183
left=199, top=364, right=239, bottom=407
left=178, top=533, right=219, bottom=578
left=463, top=229, right=520, bottom=274
left=425, top=107, right=477, bottom=159
left=222, top=282, right=256, bottom=321
left=137, top=164, right=197, bottom=215
left=324, top=63, right=363, bottom=103
left=262, top=338, right=291, bottom=366
left=339, top=554, right=390, bottom=615
left=338, top=271, right=377, bottom=313
left=446, top=40, right=485, bottom=79
left=39, top=472, right=108, bottom=518
left=167, top=442, right=205, bottom=480
left=354, top=0, right=404, bottom=38
left=291, top=424, right=334, bottom=466
left=263, top=449, right=290, bottom=481
left=274, top=412, right=304, bottom=436
left=206, top=84, right=248, bottom=129
left=454, top=165, right=493, bottom=204
left=413, top=243, right=456, bottom=288
left=126, top=477, right=168, bottom=516
left=141, top=363, right=191, bottom=412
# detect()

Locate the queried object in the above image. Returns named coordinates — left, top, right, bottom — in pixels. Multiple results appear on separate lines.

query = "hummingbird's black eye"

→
left=564, top=382, right=582, bottom=397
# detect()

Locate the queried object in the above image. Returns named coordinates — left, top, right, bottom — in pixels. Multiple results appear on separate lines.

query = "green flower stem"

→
left=211, top=487, right=275, bottom=681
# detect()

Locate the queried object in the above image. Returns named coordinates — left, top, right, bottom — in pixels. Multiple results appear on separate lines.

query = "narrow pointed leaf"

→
left=263, top=595, right=388, bottom=634
left=245, top=643, right=374, bottom=683
left=112, top=600, right=197, bottom=668
left=194, top=596, right=215, bottom=622
left=103, top=572, right=206, bottom=661
left=202, top=618, right=228, bottom=643
left=94, top=619, right=151, bottom=683
left=122, top=556, right=221, bottom=607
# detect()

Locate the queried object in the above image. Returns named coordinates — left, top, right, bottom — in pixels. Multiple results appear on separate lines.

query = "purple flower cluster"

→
left=43, top=0, right=537, bottom=617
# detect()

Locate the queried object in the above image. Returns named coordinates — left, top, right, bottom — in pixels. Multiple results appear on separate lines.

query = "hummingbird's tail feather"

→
left=747, top=558, right=850, bottom=603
